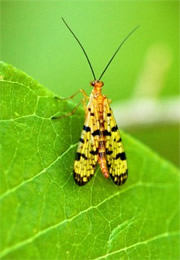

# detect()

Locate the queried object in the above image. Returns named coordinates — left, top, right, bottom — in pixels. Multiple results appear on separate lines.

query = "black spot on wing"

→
left=83, top=125, right=91, bottom=132
left=106, top=149, right=113, bottom=155
left=110, top=170, right=128, bottom=185
left=107, top=113, right=111, bottom=117
left=75, top=152, right=88, bottom=161
left=73, top=170, right=92, bottom=186
left=107, top=163, right=111, bottom=168
left=115, top=152, right=126, bottom=160
left=103, top=130, right=111, bottom=136
left=92, top=129, right=100, bottom=136
left=79, top=138, right=84, bottom=143
left=90, top=149, right=98, bottom=155
left=117, top=137, right=122, bottom=142
left=112, top=125, right=118, bottom=132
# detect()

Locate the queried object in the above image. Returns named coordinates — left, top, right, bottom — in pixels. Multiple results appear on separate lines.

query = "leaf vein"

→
left=95, top=231, right=180, bottom=259
left=0, top=183, right=138, bottom=258
left=0, top=143, right=78, bottom=200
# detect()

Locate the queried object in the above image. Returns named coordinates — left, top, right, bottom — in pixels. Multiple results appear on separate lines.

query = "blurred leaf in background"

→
left=1, top=1, right=179, bottom=167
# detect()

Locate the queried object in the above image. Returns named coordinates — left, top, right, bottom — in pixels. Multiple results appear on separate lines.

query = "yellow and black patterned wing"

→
left=74, top=104, right=99, bottom=185
left=103, top=99, right=128, bottom=185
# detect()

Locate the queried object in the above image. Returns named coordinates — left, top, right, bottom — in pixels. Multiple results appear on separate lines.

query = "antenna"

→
left=98, top=25, right=140, bottom=80
left=62, top=17, right=96, bottom=80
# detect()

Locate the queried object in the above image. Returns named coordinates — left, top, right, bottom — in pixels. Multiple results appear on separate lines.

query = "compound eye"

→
left=90, top=81, right=95, bottom=86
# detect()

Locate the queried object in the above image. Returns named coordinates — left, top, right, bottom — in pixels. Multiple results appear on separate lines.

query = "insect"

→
left=53, top=18, right=139, bottom=186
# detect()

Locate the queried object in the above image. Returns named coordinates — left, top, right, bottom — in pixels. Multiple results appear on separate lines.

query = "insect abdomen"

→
left=97, top=108, right=109, bottom=179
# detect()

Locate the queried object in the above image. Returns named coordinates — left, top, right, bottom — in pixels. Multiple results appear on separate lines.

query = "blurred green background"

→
left=1, top=1, right=179, bottom=167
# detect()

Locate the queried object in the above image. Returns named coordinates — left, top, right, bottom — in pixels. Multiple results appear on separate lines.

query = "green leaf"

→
left=0, top=62, right=179, bottom=260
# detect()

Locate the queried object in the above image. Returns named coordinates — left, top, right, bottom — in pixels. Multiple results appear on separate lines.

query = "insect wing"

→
left=74, top=102, right=99, bottom=185
left=103, top=99, right=128, bottom=185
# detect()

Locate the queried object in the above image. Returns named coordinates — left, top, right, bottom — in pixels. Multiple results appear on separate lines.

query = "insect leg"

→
left=54, top=89, right=89, bottom=101
left=82, top=97, right=88, bottom=115
left=52, top=98, right=86, bottom=120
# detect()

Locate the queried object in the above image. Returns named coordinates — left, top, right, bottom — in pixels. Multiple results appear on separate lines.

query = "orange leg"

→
left=54, top=89, right=89, bottom=101
left=52, top=89, right=89, bottom=119
left=52, top=98, right=87, bottom=120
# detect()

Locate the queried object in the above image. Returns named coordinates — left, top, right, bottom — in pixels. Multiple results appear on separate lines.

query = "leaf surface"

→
left=0, top=62, right=179, bottom=260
